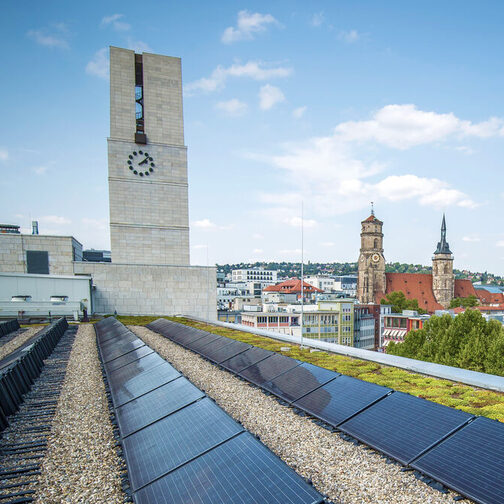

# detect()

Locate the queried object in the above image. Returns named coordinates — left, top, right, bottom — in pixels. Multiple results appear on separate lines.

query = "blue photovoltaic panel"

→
left=338, top=391, right=473, bottom=464
left=109, top=361, right=181, bottom=408
left=172, top=328, right=209, bottom=347
left=412, top=416, right=504, bottom=504
left=123, top=397, right=244, bottom=490
left=239, top=354, right=301, bottom=386
left=97, top=326, right=132, bottom=344
left=101, top=338, right=146, bottom=363
left=185, top=333, right=222, bottom=354
left=293, top=375, right=391, bottom=427
left=262, top=362, right=338, bottom=403
left=201, top=339, right=251, bottom=364
left=105, top=346, right=155, bottom=373
left=99, top=329, right=138, bottom=346
left=116, top=377, right=205, bottom=438
left=108, top=353, right=166, bottom=385
left=220, top=347, right=273, bottom=374
left=134, top=432, right=325, bottom=504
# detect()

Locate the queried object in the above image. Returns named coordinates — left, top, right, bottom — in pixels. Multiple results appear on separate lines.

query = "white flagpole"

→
left=300, top=201, right=304, bottom=349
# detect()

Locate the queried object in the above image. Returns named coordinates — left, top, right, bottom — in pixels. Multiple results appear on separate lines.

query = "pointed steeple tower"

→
left=434, top=213, right=452, bottom=255
left=432, top=214, right=454, bottom=308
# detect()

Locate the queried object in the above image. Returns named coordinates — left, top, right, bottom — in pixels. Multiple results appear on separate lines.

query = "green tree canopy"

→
left=387, top=309, right=504, bottom=376
left=449, top=295, right=479, bottom=309
left=379, top=291, right=427, bottom=314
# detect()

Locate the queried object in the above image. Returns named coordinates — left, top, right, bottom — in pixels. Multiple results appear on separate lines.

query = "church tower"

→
left=357, top=206, right=386, bottom=304
left=432, top=214, right=454, bottom=308
left=108, top=47, right=190, bottom=265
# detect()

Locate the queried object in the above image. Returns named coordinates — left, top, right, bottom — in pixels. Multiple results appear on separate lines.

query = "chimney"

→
left=32, top=221, right=39, bottom=235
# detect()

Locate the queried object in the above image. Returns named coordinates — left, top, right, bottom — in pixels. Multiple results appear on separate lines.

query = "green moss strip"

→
left=117, top=315, right=504, bottom=423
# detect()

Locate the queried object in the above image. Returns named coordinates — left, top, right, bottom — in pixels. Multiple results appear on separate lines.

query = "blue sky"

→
left=2, top=1, right=504, bottom=274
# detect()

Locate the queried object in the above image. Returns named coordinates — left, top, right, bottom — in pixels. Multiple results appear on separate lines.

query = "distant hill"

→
left=216, top=261, right=503, bottom=286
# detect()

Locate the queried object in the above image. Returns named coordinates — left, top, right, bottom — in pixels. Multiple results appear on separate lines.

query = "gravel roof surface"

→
left=0, top=326, right=40, bottom=360
left=35, top=324, right=125, bottom=504
left=132, top=325, right=471, bottom=504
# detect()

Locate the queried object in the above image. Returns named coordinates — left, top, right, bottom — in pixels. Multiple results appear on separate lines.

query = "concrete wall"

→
left=0, top=234, right=82, bottom=276
left=74, top=261, right=216, bottom=318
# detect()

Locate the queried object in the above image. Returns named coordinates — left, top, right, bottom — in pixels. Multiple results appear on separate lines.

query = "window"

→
left=26, top=250, right=49, bottom=274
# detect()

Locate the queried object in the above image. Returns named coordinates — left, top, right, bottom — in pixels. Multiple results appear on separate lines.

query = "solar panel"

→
left=109, top=361, right=181, bottom=408
left=101, top=338, right=145, bottom=363
left=134, top=432, right=325, bottom=504
left=185, top=333, right=222, bottom=354
left=116, top=377, right=205, bottom=438
left=172, top=328, right=209, bottom=347
left=338, top=391, right=474, bottom=464
left=239, top=354, right=301, bottom=386
left=261, top=362, right=338, bottom=403
left=123, top=397, right=244, bottom=490
left=411, top=416, right=504, bottom=504
left=201, top=339, right=251, bottom=364
left=97, top=325, right=132, bottom=344
left=292, top=374, right=391, bottom=427
left=105, top=346, right=155, bottom=373
left=108, top=352, right=166, bottom=383
left=220, top=347, right=273, bottom=374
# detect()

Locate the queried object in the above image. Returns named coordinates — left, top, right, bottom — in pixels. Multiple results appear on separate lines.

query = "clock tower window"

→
left=135, top=54, right=146, bottom=144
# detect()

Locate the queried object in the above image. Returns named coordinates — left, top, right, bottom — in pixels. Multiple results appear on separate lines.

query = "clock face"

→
left=126, top=150, right=155, bottom=177
left=372, top=253, right=380, bottom=263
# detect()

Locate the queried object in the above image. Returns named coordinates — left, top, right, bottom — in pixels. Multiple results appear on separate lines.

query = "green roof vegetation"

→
left=116, top=314, right=504, bottom=423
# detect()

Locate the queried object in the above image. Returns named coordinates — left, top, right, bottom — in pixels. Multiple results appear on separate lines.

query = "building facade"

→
left=232, top=268, right=277, bottom=284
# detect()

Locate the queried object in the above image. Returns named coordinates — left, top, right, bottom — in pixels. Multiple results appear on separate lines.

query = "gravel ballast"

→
left=35, top=324, right=124, bottom=504
left=132, top=325, right=468, bottom=504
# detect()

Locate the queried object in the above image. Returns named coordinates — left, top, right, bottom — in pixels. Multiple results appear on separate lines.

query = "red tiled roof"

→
left=453, top=305, right=504, bottom=314
left=475, top=288, right=504, bottom=305
left=362, top=214, right=383, bottom=223
left=263, top=278, right=322, bottom=294
left=376, top=273, right=444, bottom=313
left=454, top=279, right=478, bottom=298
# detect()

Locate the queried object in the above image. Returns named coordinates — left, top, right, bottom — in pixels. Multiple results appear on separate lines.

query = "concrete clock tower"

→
left=432, top=214, right=454, bottom=308
left=357, top=208, right=386, bottom=304
left=108, top=47, right=189, bottom=265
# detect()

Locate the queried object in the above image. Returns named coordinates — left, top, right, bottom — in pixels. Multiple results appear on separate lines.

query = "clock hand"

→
left=139, top=157, right=149, bottom=166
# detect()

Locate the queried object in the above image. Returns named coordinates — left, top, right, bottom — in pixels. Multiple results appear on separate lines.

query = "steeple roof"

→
left=434, top=213, right=452, bottom=255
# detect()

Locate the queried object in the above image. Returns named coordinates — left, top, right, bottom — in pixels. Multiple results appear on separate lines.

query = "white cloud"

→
left=27, top=26, right=69, bottom=49
left=338, top=30, right=360, bottom=44
left=39, top=215, right=71, bottom=225
left=82, top=217, right=107, bottom=230
left=215, top=99, right=248, bottom=116
left=252, top=248, right=263, bottom=254
left=127, top=39, right=152, bottom=53
left=335, top=104, right=504, bottom=149
left=292, top=106, right=307, bottom=118
left=259, top=84, right=285, bottom=110
left=284, top=217, right=318, bottom=228
left=252, top=233, right=264, bottom=239
left=310, top=12, right=324, bottom=27
left=193, top=218, right=216, bottom=229
left=455, top=146, right=475, bottom=155
left=86, top=48, right=109, bottom=79
left=0, top=148, right=8, bottom=161
left=222, top=10, right=279, bottom=43
left=192, top=244, right=208, bottom=250
left=101, top=14, right=130, bottom=31
left=279, top=248, right=302, bottom=255
left=185, top=61, right=292, bottom=95
left=321, top=242, right=335, bottom=247
left=497, top=241, right=504, bottom=248
left=33, top=166, right=48, bottom=175
left=462, top=236, right=480, bottom=242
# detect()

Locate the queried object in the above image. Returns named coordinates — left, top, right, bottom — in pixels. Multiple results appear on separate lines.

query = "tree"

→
left=387, top=310, right=504, bottom=376
left=449, top=295, right=479, bottom=309
left=380, top=291, right=427, bottom=314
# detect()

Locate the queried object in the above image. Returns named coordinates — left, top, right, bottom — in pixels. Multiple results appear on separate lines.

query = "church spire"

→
left=434, top=213, right=452, bottom=255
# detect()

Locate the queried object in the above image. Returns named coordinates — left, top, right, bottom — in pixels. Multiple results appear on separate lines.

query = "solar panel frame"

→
left=116, top=377, right=205, bottom=438
left=133, top=432, right=325, bottom=504
left=123, top=397, right=244, bottom=491
left=411, top=416, right=504, bottom=504
left=338, top=391, right=474, bottom=465
left=261, top=362, right=339, bottom=403
left=109, top=361, right=181, bottom=408
left=220, top=347, right=274, bottom=374
left=292, top=374, right=392, bottom=428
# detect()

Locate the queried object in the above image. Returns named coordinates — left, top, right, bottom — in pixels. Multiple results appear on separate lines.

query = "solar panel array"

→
left=147, top=318, right=504, bottom=504
left=0, top=319, right=20, bottom=338
left=95, top=317, right=326, bottom=504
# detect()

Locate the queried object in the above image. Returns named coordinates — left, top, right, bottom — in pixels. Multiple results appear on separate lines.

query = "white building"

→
left=232, top=268, right=277, bottom=284
left=304, top=276, right=336, bottom=292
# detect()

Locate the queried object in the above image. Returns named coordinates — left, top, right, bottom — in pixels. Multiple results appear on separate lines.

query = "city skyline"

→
left=2, top=1, right=504, bottom=274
